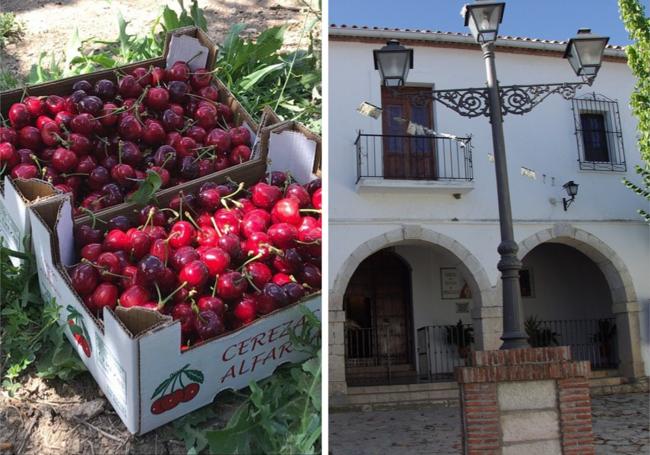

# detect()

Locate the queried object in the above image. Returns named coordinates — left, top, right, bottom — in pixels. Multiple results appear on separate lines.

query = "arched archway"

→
left=329, top=226, right=495, bottom=393
left=515, top=224, right=644, bottom=378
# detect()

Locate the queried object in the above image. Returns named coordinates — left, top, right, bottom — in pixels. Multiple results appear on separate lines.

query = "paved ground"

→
left=329, top=393, right=650, bottom=455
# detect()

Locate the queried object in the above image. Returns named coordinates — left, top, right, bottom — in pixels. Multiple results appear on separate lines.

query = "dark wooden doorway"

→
left=344, top=249, right=415, bottom=385
left=381, top=86, right=436, bottom=179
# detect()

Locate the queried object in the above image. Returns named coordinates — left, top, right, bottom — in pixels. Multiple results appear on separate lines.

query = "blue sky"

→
left=330, top=0, right=650, bottom=46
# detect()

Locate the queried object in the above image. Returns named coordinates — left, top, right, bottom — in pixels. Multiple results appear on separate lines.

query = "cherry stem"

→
left=211, top=274, right=219, bottom=298
left=239, top=252, right=264, bottom=271
left=210, top=216, right=223, bottom=237
left=79, top=207, right=107, bottom=228
left=183, top=211, right=201, bottom=230
left=244, top=274, right=261, bottom=293
left=299, top=208, right=321, bottom=214
left=157, top=281, right=188, bottom=311
left=186, top=50, right=203, bottom=66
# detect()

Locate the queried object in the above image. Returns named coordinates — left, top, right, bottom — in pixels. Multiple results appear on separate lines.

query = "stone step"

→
left=589, top=376, right=625, bottom=387
left=589, top=369, right=619, bottom=378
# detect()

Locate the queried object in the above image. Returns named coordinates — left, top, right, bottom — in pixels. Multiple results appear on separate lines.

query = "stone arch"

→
left=328, top=225, right=498, bottom=399
left=514, top=223, right=643, bottom=377
left=330, top=225, right=492, bottom=313
left=517, top=223, right=636, bottom=305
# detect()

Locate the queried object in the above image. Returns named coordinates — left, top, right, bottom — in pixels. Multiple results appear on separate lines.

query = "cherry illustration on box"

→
left=66, top=305, right=91, bottom=357
left=150, top=364, right=204, bottom=415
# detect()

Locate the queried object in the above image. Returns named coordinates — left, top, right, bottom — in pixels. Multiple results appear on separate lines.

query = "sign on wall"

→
left=441, top=267, right=472, bottom=300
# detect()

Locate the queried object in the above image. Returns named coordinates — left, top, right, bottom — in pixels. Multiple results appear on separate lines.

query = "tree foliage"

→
left=619, top=0, right=650, bottom=222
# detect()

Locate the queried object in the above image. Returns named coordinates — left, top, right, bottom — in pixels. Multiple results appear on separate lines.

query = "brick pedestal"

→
left=456, top=347, right=594, bottom=455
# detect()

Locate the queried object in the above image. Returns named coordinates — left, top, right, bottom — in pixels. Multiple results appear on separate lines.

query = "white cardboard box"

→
left=29, top=195, right=320, bottom=434
left=0, top=177, right=61, bottom=264
left=28, top=122, right=322, bottom=434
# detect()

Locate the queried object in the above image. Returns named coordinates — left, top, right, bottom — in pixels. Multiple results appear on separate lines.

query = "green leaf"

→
left=161, top=6, right=180, bottom=31
left=240, top=63, right=285, bottom=90
left=127, top=169, right=162, bottom=206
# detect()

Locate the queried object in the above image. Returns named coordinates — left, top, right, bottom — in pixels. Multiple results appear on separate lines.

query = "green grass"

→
left=0, top=12, right=23, bottom=48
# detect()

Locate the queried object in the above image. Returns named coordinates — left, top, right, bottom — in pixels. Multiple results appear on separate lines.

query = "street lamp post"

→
left=372, top=0, right=609, bottom=349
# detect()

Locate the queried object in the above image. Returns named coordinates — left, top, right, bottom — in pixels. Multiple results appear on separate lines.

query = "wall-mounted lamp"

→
left=562, top=180, right=579, bottom=211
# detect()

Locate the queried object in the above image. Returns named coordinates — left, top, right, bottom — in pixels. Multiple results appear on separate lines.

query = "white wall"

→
left=329, top=38, right=650, bottom=376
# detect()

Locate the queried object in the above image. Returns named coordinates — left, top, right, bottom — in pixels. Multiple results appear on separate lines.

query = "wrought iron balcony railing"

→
left=355, top=132, right=473, bottom=183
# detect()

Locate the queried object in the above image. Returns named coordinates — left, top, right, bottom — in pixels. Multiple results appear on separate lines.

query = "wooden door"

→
left=381, top=86, right=436, bottom=179
left=344, top=250, right=413, bottom=366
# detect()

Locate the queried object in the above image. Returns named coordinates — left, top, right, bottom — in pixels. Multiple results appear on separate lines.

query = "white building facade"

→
left=328, top=25, right=649, bottom=403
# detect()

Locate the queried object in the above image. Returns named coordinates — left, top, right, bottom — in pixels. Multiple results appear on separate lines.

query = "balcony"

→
left=355, top=132, right=474, bottom=193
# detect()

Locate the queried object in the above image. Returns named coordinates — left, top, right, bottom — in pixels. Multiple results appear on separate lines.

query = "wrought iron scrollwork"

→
left=394, top=78, right=594, bottom=118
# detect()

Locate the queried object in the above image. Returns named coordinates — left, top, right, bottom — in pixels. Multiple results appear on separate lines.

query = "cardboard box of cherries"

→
left=28, top=123, right=322, bottom=433
left=0, top=27, right=274, bottom=261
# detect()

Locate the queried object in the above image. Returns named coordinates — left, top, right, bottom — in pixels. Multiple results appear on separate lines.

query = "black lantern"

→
left=462, top=1, right=505, bottom=44
left=562, top=181, right=579, bottom=211
left=564, top=29, right=609, bottom=77
left=373, top=40, right=414, bottom=87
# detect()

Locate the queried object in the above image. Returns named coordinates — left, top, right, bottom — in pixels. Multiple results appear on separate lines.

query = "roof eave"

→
left=329, top=26, right=627, bottom=59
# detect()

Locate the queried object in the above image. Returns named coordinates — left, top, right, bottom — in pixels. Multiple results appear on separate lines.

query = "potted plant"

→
left=525, top=316, right=559, bottom=347
left=592, top=319, right=616, bottom=363
left=445, top=320, right=474, bottom=359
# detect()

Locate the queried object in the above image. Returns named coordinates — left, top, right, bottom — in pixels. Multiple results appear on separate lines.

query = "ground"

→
left=329, top=392, right=650, bottom=455
left=0, top=374, right=244, bottom=454
left=1, top=0, right=317, bottom=83
left=0, top=1, right=316, bottom=453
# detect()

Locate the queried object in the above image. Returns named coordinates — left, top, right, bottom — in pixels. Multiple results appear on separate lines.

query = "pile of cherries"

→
left=0, top=61, right=253, bottom=215
left=68, top=171, right=322, bottom=348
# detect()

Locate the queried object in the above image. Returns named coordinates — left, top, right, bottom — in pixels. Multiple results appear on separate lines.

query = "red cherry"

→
left=271, top=198, right=302, bottom=226
left=96, top=252, right=122, bottom=281
left=170, top=246, right=200, bottom=272
left=80, top=243, right=103, bottom=261
left=190, top=68, right=212, bottom=90
left=253, top=292, right=277, bottom=315
left=286, top=183, right=311, bottom=207
left=171, top=303, right=196, bottom=337
left=233, top=297, right=256, bottom=324
left=161, top=394, right=178, bottom=411
left=205, top=128, right=231, bottom=153
left=251, top=183, right=282, bottom=209
left=90, top=282, right=118, bottom=314
left=118, top=114, right=143, bottom=141
left=197, top=296, right=225, bottom=316
left=118, top=285, right=151, bottom=308
left=311, top=188, right=322, bottom=210
left=267, top=223, right=298, bottom=249
left=8, top=103, right=31, bottom=129
left=200, top=247, right=230, bottom=276
left=217, top=272, right=247, bottom=300
left=169, top=221, right=196, bottom=249
left=18, top=126, right=42, bottom=150
left=69, top=263, right=99, bottom=296
left=146, top=87, right=170, bottom=111
left=11, top=163, right=39, bottom=179
left=229, top=145, right=251, bottom=164
left=45, top=95, right=66, bottom=115
left=245, top=262, right=272, bottom=289
left=103, top=229, right=130, bottom=252
left=272, top=273, right=293, bottom=286
left=229, top=126, right=251, bottom=147
left=168, top=61, right=190, bottom=81
left=179, top=260, right=209, bottom=288
left=194, top=309, right=225, bottom=340
left=150, top=238, right=170, bottom=263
